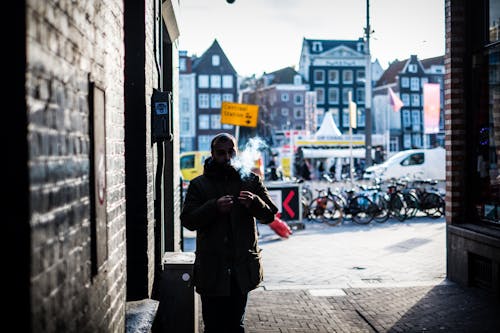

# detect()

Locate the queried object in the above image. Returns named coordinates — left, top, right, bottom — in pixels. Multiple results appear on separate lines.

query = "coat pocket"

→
left=236, top=249, right=263, bottom=292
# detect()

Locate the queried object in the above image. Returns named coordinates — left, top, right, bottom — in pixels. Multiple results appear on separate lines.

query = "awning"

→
left=301, top=148, right=374, bottom=159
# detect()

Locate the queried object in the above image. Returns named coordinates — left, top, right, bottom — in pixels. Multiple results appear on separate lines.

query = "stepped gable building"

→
left=298, top=38, right=369, bottom=133
left=189, top=39, right=238, bottom=151
left=373, top=55, right=444, bottom=153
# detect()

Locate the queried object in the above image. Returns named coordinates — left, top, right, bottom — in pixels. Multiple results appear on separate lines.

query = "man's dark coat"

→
left=181, top=158, right=278, bottom=296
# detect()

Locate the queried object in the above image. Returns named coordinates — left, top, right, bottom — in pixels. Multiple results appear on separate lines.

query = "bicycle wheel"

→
left=421, top=193, right=445, bottom=218
left=350, top=195, right=375, bottom=224
left=389, top=193, right=406, bottom=221
left=373, top=194, right=390, bottom=223
left=307, top=197, right=328, bottom=222
left=403, top=192, right=419, bottom=219
left=322, top=198, right=343, bottom=226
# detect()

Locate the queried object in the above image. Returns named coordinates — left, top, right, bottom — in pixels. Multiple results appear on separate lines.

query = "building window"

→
left=357, top=107, right=365, bottom=127
left=328, top=70, right=339, bottom=83
left=222, top=94, right=233, bottom=102
left=356, top=88, right=365, bottom=103
left=181, top=117, right=190, bottom=132
left=315, top=88, right=325, bottom=104
left=357, top=43, right=365, bottom=52
left=401, top=77, right=410, bottom=88
left=199, top=115, right=209, bottom=129
left=198, top=75, right=209, bottom=88
left=412, top=134, right=422, bottom=148
left=312, top=41, right=323, bottom=52
left=281, top=108, right=289, bottom=116
left=403, top=134, right=412, bottom=149
left=410, top=77, right=420, bottom=91
left=198, top=94, right=209, bottom=108
left=222, top=75, right=233, bottom=88
left=294, top=108, right=304, bottom=118
left=222, top=124, right=233, bottom=129
left=210, top=75, right=221, bottom=88
left=411, top=94, right=420, bottom=107
left=212, top=55, right=220, bottom=66
left=402, top=110, right=411, bottom=127
left=198, top=136, right=211, bottom=151
left=408, top=64, right=418, bottom=73
left=342, top=108, right=350, bottom=128
left=211, top=94, right=221, bottom=108
left=411, top=110, right=421, bottom=131
left=328, top=88, right=339, bottom=104
left=281, top=93, right=289, bottom=102
left=342, top=88, right=353, bottom=104
left=314, top=70, right=325, bottom=83
left=179, top=58, right=186, bottom=71
left=294, top=94, right=304, bottom=105
left=343, top=70, right=353, bottom=83
left=211, top=115, right=221, bottom=129
left=402, top=93, right=410, bottom=106
left=294, top=74, right=302, bottom=85
left=469, top=0, right=500, bottom=224
left=421, top=77, right=429, bottom=88
left=357, top=70, right=365, bottom=82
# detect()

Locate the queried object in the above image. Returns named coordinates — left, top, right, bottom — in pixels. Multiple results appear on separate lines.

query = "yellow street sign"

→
left=220, top=102, right=258, bottom=127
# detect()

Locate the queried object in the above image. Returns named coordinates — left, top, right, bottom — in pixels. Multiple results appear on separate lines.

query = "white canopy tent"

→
left=301, top=148, right=375, bottom=159
left=314, top=111, right=342, bottom=139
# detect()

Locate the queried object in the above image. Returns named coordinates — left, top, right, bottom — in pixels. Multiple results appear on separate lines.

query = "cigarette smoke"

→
left=231, top=137, right=268, bottom=179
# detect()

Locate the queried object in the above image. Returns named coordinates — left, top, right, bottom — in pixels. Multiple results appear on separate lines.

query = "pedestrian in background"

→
left=181, top=133, right=278, bottom=333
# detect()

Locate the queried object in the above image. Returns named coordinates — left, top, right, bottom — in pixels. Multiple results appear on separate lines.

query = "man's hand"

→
left=216, top=195, right=234, bottom=214
left=238, top=191, right=255, bottom=208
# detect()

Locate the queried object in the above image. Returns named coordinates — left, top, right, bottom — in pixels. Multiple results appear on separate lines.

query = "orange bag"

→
left=268, top=213, right=292, bottom=238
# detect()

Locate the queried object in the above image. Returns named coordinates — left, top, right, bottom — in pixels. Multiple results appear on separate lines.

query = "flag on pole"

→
left=388, top=87, right=404, bottom=112
left=349, top=100, right=357, bottom=129
left=423, top=83, right=440, bottom=134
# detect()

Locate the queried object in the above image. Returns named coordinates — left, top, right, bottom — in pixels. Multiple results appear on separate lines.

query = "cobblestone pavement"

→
left=187, top=216, right=500, bottom=332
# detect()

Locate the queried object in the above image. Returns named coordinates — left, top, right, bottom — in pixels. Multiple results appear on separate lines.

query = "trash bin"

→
left=153, top=252, right=198, bottom=333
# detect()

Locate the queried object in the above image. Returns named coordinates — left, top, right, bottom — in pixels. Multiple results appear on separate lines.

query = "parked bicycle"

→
left=305, top=188, right=343, bottom=226
left=405, top=179, right=445, bottom=218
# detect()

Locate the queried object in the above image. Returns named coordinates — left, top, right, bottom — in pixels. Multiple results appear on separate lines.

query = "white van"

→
left=363, top=147, right=445, bottom=181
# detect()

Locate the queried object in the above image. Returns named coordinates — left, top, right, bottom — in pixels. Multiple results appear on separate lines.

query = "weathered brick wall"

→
left=445, top=0, right=467, bottom=224
left=26, top=0, right=126, bottom=331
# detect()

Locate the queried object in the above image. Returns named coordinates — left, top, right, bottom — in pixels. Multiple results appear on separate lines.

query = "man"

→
left=181, top=133, right=278, bottom=333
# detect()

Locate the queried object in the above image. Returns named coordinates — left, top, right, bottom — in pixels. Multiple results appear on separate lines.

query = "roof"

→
left=192, top=39, right=237, bottom=73
left=303, top=38, right=365, bottom=54
left=262, top=67, right=305, bottom=84
left=375, top=59, right=407, bottom=87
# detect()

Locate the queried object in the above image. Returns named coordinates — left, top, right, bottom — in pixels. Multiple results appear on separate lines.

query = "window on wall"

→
left=402, top=110, right=411, bottom=127
left=470, top=0, right=500, bottom=225
left=357, top=107, right=365, bottom=127
left=198, top=75, right=209, bottom=88
left=328, top=88, right=339, bottom=104
left=294, top=108, right=304, bottom=118
left=199, top=115, right=209, bottom=129
left=401, top=77, right=410, bottom=88
left=198, top=136, right=211, bottom=151
left=342, top=88, right=353, bottom=104
left=315, top=88, right=325, bottom=103
left=222, top=94, right=233, bottom=102
left=212, top=55, right=220, bottom=66
left=281, top=93, right=289, bottom=102
left=411, top=94, right=420, bottom=107
left=222, top=75, right=233, bottom=88
left=410, top=77, right=420, bottom=91
left=342, top=108, right=350, bottom=128
left=294, top=94, right=304, bottom=105
left=357, top=88, right=365, bottom=103
left=211, top=94, right=221, bottom=108
left=402, top=93, right=410, bottom=106
left=210, top=75, right=221, bottom=88
left=328, top=70, right=339, bottom=83
left=343, top=70, right=353, bottom=83
left=314, top=70, right=325, bottom=83
left=211, top=115, right=221, bottom=129
left=198, top=94, right=209, bottom=108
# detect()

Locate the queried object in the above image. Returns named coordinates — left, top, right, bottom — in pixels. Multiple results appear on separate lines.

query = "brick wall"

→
left=27, top=0, right=126, bottom=331
left=445, top=0, right=467, bottom=224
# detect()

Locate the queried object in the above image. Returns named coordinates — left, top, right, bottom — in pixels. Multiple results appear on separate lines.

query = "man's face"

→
left=211, top=140, right=237, bottom=166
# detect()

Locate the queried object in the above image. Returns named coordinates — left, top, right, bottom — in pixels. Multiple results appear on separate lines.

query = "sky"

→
left=177, top=0, right=445, bottom=77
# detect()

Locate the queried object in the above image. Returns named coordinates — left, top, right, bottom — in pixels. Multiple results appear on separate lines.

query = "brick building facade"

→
left=8, top=1, right=182, bottom=331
